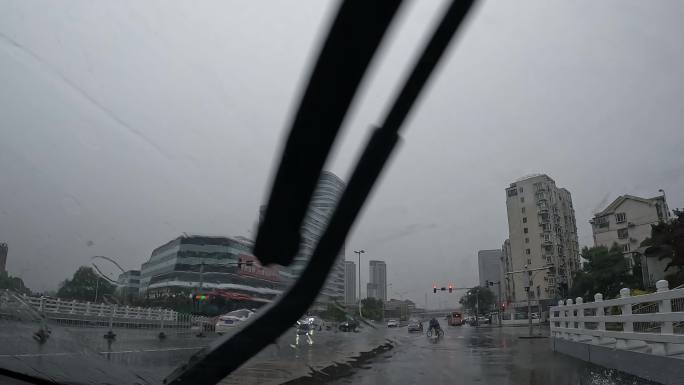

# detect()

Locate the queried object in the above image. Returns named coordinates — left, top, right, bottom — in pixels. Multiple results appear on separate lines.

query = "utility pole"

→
left=486, top=280, right=503, bottom=327
left=505, top=264, right=553, bottom=337
left=498, top=283, right=502, bottom=327
left=198, top=261, right=205, bottom=314
left=354, top=250, right=365, bottom=317
left=198, top=261, right=205, bottom=291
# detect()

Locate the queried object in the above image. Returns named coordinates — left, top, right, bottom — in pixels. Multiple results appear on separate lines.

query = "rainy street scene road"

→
left=0, top=318, right=662, bottom=385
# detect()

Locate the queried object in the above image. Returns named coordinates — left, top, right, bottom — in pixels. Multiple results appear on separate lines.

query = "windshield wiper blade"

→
left=253, top=0, right=404, bottom=266
left=165, top=1, right=476, bottom=384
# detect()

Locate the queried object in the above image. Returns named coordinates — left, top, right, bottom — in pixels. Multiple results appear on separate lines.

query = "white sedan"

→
left=386, top=319, right=399, bottom=328
left=215, top=309, right=255, bottom=335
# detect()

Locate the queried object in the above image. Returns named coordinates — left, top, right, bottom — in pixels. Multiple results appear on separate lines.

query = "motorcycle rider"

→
left=428, top=317, right=442, bottom=335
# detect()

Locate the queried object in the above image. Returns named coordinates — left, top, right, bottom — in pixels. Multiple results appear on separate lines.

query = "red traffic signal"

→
left=448, top=283, right=453, bottom=293
left=433, top=283, right=437, bottom=294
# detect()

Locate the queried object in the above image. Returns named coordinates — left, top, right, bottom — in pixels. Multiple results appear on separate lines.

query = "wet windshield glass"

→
left=1, top=1, right=683, bottom=385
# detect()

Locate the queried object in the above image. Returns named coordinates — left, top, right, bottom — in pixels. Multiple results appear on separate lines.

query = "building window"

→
left=525, top=237, right=529, bottom=244
left=522, top=207, right=526, bottom=214
left=524, top=227, right=528, bottom=234
left=523, top=217, right=527, bottom=223
left=527, top=259, right=532, bottom=265
left=595, top=216, right=609, bottom=228
left=622, top=244, right=630, bottom=252
left=615, top=213, right=626, bottom=223
left=520, top=197, right=525, bottom=203
left=519, top=187, right=524, bottom=193
left=617, top=228, right=629, bottom=239
left=525, top=249, right=531, bottom=255
left=507, top=188, right=518, bottom=197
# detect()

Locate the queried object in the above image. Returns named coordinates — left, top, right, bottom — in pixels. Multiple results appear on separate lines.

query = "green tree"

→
left=0, top=272, right=31, bottom=294
left=57, top=266, right=115, bottom=302
left=569, top=244, right=636, bottom=301
left=643, top=209, right=684, bottom=287
left=459, top=286, right=495, bottom=315
left=360, top=297, right=384, bottom=321
left=321, top=302, right=348, bottom=322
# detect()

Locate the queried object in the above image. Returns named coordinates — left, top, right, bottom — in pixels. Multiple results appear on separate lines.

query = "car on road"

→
left=215, top=309, right=256, bottom=335
left=386, top=319, right=399, bottom=328
left=407, top=319, right=423, bottom=333
left=339, top=319, right=359, bottom=332
left=447, top=311, right=465, bottom=326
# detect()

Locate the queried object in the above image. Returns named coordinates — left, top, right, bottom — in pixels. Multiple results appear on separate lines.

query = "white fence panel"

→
left=551, top=280, right=684, bottom=356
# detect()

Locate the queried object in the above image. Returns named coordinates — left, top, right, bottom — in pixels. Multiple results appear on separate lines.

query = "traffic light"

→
left=448, top=283, right=453, bottom=293
left=433, top=284, right=437, bottom=293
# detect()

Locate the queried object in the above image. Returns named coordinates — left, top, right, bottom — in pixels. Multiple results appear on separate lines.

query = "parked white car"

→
left=215, top=309, right=255, bottom=335
left=386, top=319, right=399, bottom=328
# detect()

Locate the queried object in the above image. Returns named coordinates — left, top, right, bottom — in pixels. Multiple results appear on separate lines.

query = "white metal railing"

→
left=14, top=293, right=215, bottom=332
left=550, top=280, right=684, bottom=356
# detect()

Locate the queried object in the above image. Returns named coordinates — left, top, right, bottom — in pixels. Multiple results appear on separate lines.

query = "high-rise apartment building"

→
left=344, top=261, right=356, bottom=304
left=505, top=174, right=580, bottom=309
left=367, top=260, right=387, bottom=301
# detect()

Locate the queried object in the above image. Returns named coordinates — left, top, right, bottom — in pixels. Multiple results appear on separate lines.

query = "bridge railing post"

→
left=620, top=288, right=632, bottom=332
left=657, top=280, right=673, bottom=334
left=651, top=280, right=680, bottom=356
left=615, top=288, right=635, bottom=350
left=591, top=293, right=604, bottom=345
left=565, top=298, right=574, bottom=340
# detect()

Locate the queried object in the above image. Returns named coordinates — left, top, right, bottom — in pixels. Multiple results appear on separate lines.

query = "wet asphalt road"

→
left=0, top=320, right=661, bottom=385
left=329, top=325, right=658, bottom=385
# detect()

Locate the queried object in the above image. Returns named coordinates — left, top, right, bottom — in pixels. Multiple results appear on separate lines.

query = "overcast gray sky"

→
left=1, top=1, right=683, bottom=308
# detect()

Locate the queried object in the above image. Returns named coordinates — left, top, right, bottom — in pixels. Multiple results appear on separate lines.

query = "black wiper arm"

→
left=382, top=0, right=476, bottom=133
left=165, top=1, right=476, bottom=384
left=253, top=0, right=404, bottom=266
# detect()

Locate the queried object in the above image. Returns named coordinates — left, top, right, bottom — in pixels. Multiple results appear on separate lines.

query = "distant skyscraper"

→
left=0, top=243, right=7, bottom=273
left=478, top=249, right=502, bottom=288
left=505, top=174, right=579, bottom=308
left=260, top=171, right=347, bottom=301
left=344, top=261, right=356, bottom=304
left=367, top=260, right=387, bottom=301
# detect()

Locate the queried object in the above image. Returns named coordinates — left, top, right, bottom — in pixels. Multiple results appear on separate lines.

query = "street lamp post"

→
left=383, top=283, right=393, bottom=322
left=354, top=250, right=365, bottom=317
